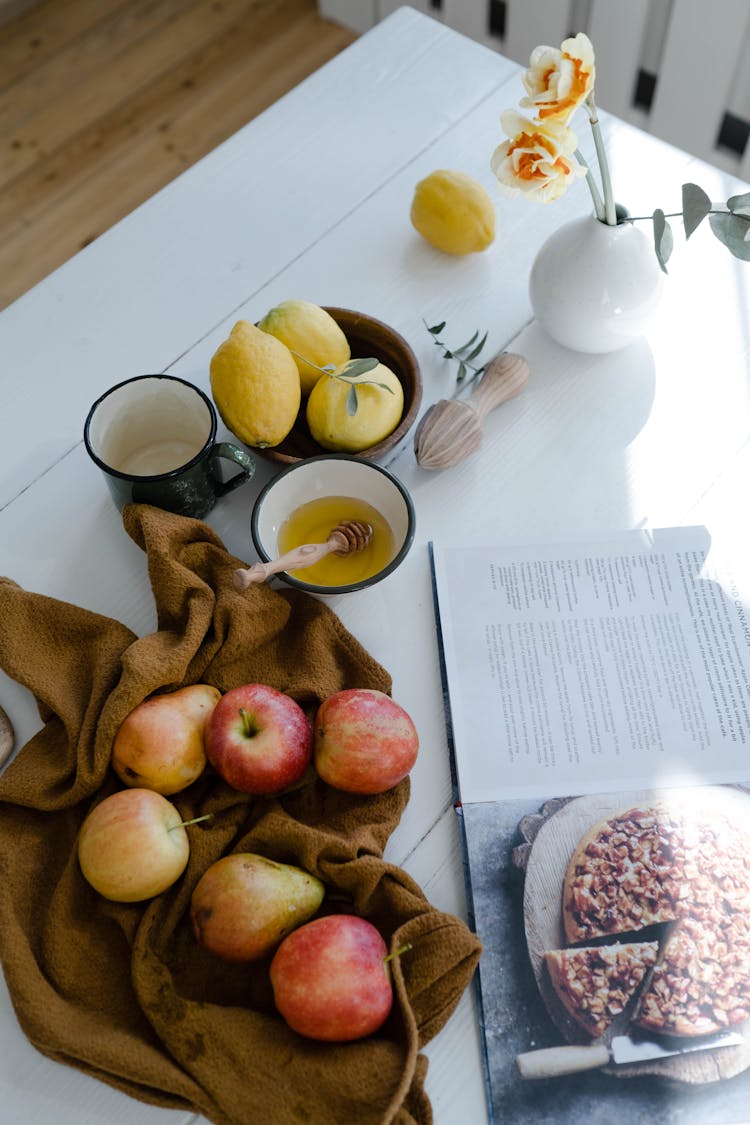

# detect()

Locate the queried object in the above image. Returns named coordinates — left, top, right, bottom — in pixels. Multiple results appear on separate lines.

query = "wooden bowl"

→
left=254, top=307, right=422, bottom=465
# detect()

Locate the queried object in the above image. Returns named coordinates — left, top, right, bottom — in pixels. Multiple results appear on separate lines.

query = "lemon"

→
left=257, top=300, right=351, bottom=396
left=410, top=169, right=496, bottom=255
left=306, top=363, right=404, bottom=452
left=209, top=320, right=300, bottom=447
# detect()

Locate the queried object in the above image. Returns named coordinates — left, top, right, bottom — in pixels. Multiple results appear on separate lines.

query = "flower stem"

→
left=574, top=148, right=605, bottom=221
left=586, top=94, right=616, bottom=226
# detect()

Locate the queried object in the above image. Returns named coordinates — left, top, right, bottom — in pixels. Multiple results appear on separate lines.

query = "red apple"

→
left=270, top=914, right=393, bottom=1041
left=205, top=683, right=312, bottom=795
left=112, top=683, right=221, bottom=795
left=78, top=788, right=190, bottom=902
left=190, top=852, right=325, bottom=962
left=313, top=688, right=419, bottom=794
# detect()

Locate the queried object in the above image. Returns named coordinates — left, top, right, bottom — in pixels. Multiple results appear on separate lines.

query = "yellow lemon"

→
left=257, top=300, right=351, bottom=396
left=410, top=169, right=496, bottom=255
left=209, top=320, right=300, bottom=448
left=306, top=363, right=404, bottom=452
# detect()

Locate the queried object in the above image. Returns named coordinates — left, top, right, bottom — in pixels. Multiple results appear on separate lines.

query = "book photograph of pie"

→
left=521, top=785, right=750, bottom=1055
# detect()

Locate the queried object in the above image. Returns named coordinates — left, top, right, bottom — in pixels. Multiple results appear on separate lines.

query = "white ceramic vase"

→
left=529, top=213, right=664, bottom=353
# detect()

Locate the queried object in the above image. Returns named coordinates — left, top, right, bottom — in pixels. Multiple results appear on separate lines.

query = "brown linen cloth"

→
left=0, top=503, right=481, bottom=1125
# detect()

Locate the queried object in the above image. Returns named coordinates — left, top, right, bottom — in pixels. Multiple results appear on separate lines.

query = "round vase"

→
left=529, top=213, right=664, bottom=353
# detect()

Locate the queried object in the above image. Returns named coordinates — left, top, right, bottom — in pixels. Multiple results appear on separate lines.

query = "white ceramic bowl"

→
left=251, top=455, right=416, bottom=594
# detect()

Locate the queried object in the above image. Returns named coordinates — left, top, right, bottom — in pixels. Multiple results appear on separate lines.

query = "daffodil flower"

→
left=520, top=32, right=595, bottom=123
left=490, top=30, right=750, bottom=269
left=490, top=112, right=586, bottom=203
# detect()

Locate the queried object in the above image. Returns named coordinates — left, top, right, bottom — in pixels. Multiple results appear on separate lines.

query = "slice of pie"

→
left=545, top=941, right=659, bottom=1039
left=563, top=804, right=690, bottom=943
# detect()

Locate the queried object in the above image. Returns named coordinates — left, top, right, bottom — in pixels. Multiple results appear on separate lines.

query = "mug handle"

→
left=209, top=443, right=256, bottom=496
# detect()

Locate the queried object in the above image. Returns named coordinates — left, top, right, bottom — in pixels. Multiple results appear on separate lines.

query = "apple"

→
left=112, top=683, right=221, bottom=795
left=313, top=688, right=419, bottom=794
left=190, top=852, right=324, bottom=962
left=78, top=788, right=191, bottom=902
left=270, top=914, right=393, bottom=1041
left=205, top=683, right=312, bottom=795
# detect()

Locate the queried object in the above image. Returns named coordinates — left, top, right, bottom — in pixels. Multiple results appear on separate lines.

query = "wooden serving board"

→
left=513, top=785, right=750, bottom=1084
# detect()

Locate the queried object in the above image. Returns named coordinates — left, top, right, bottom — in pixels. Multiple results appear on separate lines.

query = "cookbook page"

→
left=431, top=527, right=750, bottom=804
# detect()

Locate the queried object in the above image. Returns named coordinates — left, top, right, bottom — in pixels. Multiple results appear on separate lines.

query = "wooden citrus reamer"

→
left=413, top=352, right=530, bottom=470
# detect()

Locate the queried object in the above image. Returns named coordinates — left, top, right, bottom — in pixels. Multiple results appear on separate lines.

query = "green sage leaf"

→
left=709, top=212, right=750, bottom=260
left=427, top=321, right=446, bottom=335
left=727, top=191, right=750, bottom=218
left=456, top=361, right=468, bottom=383
left=653, top=209, right=673, bottom=274
left=346, top=384, right=359, bottom=416
left=681, top=183, right=711, bottom=239
left=340, top=357, right=379, bottom=379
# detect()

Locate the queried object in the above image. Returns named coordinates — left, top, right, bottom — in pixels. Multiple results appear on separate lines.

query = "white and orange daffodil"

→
left=520, top=32, right=595, bottom=123
left=487, top=31, right=745, bottom=266
left=491, top=112, right=586, bottom=204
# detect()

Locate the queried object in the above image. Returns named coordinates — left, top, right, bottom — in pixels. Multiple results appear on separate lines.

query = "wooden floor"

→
left=0, top=0, right=356, bottom=309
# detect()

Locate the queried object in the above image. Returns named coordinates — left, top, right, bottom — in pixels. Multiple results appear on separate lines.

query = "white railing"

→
left=318, top=0, right=750, bottom=177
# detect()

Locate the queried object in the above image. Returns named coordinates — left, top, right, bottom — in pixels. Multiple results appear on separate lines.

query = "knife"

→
left=516, top=1029, right=745, bottom=1079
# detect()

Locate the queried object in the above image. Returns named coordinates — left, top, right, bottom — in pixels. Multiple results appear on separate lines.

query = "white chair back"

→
left=319, top=0, right=750, bottom=175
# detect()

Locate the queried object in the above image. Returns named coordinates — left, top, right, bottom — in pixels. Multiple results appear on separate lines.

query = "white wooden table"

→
left=1, top=8, right=749, bottom=1124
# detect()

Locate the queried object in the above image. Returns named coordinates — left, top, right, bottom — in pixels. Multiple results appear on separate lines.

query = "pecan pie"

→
left=559, top=798, right=750, bottom=1037
left=545, top=942, right=658, bottom=1038
left=563, top=804, right=689, bottom=943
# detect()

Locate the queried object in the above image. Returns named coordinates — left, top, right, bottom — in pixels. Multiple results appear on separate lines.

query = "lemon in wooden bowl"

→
left=251, top=308, right=422, bottom=466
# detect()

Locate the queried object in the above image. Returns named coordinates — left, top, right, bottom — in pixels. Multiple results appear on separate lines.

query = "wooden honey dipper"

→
left=414, top=352, right=530, bottom=470
left=233, top=519, right=373, bottom=588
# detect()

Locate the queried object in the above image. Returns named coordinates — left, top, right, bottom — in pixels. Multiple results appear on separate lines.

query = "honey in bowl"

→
left=277, top=495, right=395, bottom=586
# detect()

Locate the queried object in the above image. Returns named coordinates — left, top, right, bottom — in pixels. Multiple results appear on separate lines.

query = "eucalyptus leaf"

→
left=727, top=191, right=750, bottom=218
left=340, top=357, right=379, bottom=379
left=681, top=183, right=711, bottom=239
left=424, top=317, right=490, bottom=388
left=464, top=330, right=489, bottom=362
left=653, top=209, right=673, bottom=274
left=709, top=212, right=750, bottom=260
left=346, top=384, right=359, bottom=416
left=371, top=381, right=396, bottom=394
left=452, top=331, right=480, bottom=356
left=321, top=364, right=336, bottom=373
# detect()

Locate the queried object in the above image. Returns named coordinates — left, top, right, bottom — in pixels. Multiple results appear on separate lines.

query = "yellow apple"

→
left=78, top=788, right=190, bottom=902
left=112, top=683, right=221, bottom=795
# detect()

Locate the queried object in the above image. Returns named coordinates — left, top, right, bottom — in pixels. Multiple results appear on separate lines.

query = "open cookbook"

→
left=430, top=527, right=750, bottom=1125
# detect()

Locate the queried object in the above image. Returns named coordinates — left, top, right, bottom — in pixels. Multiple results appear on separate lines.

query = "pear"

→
left=112, top=683, right=221, bottom=795
left=190, top=852, right=325, bottom=962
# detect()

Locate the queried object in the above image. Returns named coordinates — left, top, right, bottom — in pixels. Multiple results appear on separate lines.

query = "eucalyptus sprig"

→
left=290, top=350, right=394, bottom=416
left=424, top=319, right=490, bottom=387
left=626, top=184, right=750, bottom=274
